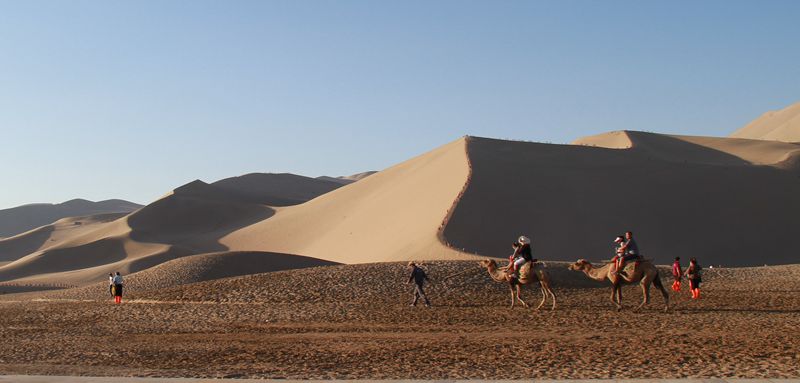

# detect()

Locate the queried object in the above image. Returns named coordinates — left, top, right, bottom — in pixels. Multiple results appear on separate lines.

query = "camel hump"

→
left=518, top=262, right=541, bottom=283
left=519, top=262, right=532, bottom=277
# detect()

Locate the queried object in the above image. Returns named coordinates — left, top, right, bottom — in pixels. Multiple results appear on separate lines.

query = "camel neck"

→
left=486, top=264, right=507, bottom=282
left=583, top=263, right=609, bottom=282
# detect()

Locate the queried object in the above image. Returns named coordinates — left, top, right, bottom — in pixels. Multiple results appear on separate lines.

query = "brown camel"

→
left=568, top=259, right=669, bottom=312
left=479, top=259, right=556, bottom=310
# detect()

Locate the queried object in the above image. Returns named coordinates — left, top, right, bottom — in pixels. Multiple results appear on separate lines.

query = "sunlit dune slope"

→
left=222, top=138, right=475, bottom=263
left=730, top=101, right=800, bottom=142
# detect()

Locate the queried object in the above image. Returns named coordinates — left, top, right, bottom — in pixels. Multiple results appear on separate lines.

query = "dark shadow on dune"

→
left=443, top=137, right=800, bottom=268
left=126, top=181, right=276, bottom=255
left=625, top=131, right=752, bottom=166
left=0, top=225, right=54, bottom=263
left=0, top=238, right=129, bottom=281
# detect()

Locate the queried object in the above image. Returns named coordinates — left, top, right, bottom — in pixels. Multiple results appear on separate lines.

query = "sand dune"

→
left=0, top=181, right=274, bottom=285
left=212, top=173, right=345, bottom=205
left=4, top=125, right=799, bottom=287
left=222, top=139, right=474, bottom=263
left=444, top=136, right=800, bottom=267
left=574, top=130, right=800, bottom=165
left=317, top=171, right=377, bottom=185
left=340, top=171, right=377, bottom=182
left=730, top=101, right=800, bottom=142
left=0, top=198, right=141, bottom=238
left=0, top=173, right=353, bottom=286
left=38, top=251, right=337, bottom=300
left=0, top=212, right=128, bottom=264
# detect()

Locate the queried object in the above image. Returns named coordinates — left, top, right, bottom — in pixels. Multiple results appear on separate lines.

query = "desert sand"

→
left=730, top=101, right=800, bottom=142
left=443, top=134, right=800, bottom=267
left=0, top=261, right=798, bottom=379
left=0, top=174, right=346, bottom=287
left=2, top=127, right=800, bottom=288
left=0, top=199, right=141, bottom=238
left=0, top=102, right=798, bottom=380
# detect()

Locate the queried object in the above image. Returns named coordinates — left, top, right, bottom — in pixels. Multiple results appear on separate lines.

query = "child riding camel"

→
left=507, top=235, right=534, bottom=281
left=615, top=231, right=641, bottom=275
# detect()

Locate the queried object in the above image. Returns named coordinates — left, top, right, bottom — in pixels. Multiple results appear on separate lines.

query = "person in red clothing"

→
left=671, top=257, right=682, bottom=291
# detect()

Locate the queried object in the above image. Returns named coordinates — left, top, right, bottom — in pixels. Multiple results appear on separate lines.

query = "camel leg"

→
left=549, top=286, right=557, bottom=310
left=509, top=285, right=516, bottom=308
left=535, top=283, right=546, bottom=310
left=516, top=284, right=529, bottom=308
left=652, top=271, right=670, bottom=312
left=635, top=279, right=651, bottom=311
left=610, top=285, right=622, bottom=311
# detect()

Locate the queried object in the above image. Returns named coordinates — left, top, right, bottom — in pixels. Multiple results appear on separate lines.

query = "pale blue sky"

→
left=1, top=1, right=798, bottom=208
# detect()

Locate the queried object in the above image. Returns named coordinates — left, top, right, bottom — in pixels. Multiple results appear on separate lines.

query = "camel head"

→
left=479, top=259, right=497, bottom=270
left=568, top=259, right=591, bottom=271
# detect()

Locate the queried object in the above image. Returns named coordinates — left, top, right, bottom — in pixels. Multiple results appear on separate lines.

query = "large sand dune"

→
left=575, top=130, right=800, bottom=165
left=212, top=173, right=344, bottom=205
left=0, top=198, right=141, bottom=238
left=444, top=134, right=800, bottom=266
left=222, top=139, right=473, bottom=263
left=730, top=101, right=800, bottom=142
left=0, top=173, right=352, bottom=286
left=3, top=127, right=799, bottom=287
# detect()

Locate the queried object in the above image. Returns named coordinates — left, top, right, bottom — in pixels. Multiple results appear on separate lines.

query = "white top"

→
left=112, top=275, right=124, bottom=285
left=108, top=276, right=114, bottom=285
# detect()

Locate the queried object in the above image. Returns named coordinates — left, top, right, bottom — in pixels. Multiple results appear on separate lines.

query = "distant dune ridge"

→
left=730, top=101, right=800, bottom=142
left=316, top=171, right=378, bottom=185
left=0, top=174, right=349, bottom=286
left=1, top=103, right=799, bottom=288
left=0, top=199, right=141, bottom=238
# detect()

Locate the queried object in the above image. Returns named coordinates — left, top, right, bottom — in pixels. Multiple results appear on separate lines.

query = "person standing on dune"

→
left=685, top=258, right=702, bottom=299
left=108, top=273, right=115, bottom=298
left=672, top=257, right=682, bottom=291
left=407, top=262, right=431, bottom=307
left=112, top=272, right=124, bottom=304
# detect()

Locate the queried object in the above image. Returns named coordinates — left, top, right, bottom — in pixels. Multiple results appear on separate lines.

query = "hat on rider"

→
left=614, top=236, right=624, bottom=243
left=518, top=236, right=531, bottom=245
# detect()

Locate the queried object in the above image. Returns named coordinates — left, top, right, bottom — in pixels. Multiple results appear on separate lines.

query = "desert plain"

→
left=0, top=102, right=799, bottom=379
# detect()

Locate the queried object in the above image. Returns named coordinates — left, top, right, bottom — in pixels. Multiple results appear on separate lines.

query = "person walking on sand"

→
left=112, top=271, right=124, bottom=304
left=108, top=273, right=115, bottom=297
left=684, top=258, right=702, bottom=299
left=407, top=262, right=431, bottom=307
left=672, top=257, right=682, bottom=291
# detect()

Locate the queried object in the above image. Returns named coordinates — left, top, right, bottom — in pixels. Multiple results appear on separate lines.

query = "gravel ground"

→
left=0, top=261, right=797, bottom=379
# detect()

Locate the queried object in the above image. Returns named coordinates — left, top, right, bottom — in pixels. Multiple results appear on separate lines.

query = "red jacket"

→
left=672, top=261, right=682, bottom=277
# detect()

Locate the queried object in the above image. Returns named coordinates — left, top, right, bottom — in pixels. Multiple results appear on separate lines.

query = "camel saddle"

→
left=611, top=257, right=653, bottom=274
left=517, top=261, right=541, bottom=283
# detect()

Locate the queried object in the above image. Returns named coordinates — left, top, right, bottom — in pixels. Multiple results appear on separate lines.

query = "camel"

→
left=568, top=258, right=669, bottom=312
left=479, top=259, right=556, bottom=310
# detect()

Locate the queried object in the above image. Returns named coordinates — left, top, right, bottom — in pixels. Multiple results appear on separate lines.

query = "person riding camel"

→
left=615, top=231, right=641, bottom=276
left=507, top=235, right=534, bottom=281
left=611, top=235, right=625, bottom=275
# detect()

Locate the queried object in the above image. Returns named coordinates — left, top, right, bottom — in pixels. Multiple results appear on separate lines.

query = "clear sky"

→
left=1, top=0, right=798, bottom=209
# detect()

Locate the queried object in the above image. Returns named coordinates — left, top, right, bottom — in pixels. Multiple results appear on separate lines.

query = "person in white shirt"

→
left=112, top=272, right=124, bottom=304
left=108, top=273, right=114, bottom=297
